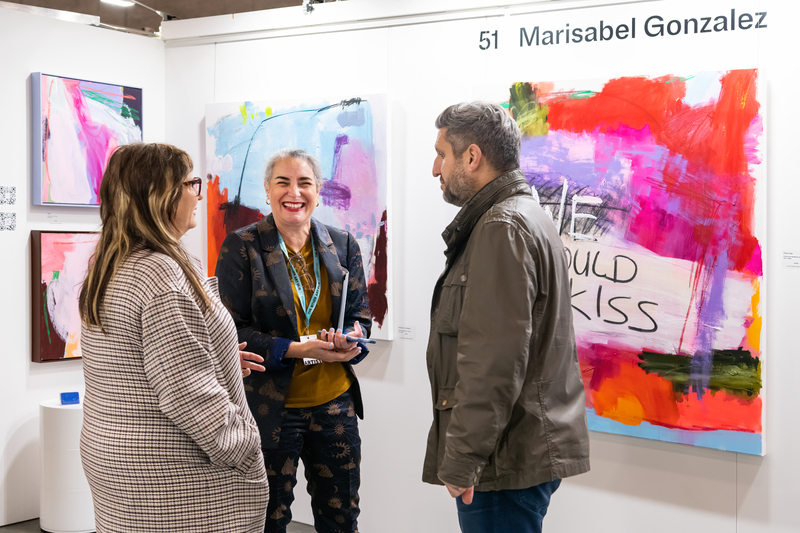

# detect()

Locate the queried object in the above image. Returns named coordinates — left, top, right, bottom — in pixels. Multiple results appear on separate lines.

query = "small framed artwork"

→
left=31, top=230, right=100, bottom=363
left=31, top=73, right=143, bottom=207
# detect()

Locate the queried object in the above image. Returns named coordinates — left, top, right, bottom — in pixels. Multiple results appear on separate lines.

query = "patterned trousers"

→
left=264, top=388, right=361, bottom=533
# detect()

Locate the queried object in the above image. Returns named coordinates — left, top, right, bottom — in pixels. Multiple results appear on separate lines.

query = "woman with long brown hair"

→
left=79, top=143, right=268, bottom=532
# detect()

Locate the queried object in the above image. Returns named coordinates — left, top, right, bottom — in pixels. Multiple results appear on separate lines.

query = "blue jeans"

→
left=455, top=480, right=561, bottom=533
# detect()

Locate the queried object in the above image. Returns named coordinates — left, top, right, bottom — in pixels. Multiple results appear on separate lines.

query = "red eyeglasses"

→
left=184, top=177, right=202, bottom=196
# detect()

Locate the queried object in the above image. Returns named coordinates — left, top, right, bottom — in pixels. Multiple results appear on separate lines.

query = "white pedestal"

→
left=39, top=399, right=96, bottom=533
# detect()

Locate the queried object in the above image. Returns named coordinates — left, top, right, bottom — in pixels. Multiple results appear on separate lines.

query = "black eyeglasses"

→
left=184, top=177, right=202, bottom=196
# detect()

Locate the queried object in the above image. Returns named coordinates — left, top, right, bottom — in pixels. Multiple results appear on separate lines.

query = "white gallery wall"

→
left=0, top=6, right=165, bottom=526
left=1, top=0, right=799, bottom=531
left=163, top=0, right=800, bottom=532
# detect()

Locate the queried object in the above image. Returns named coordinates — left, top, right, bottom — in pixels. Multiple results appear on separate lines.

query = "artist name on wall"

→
left=478, top=9, right=767, bottom=49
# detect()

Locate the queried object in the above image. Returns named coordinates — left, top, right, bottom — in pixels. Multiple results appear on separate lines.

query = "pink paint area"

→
left=744, top=242, right=762, bottom=276
left=65, top=80, right=114, bottom=203
left=41, top=76, right=141, bottom=205
left=41, top=233, right=100, bottom=358
left=40, top=233, right=73, bottom=283
left=331, top=138, right=380, bottom=233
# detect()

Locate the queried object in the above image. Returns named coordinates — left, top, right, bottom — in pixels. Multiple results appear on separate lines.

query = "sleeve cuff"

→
left=438, top=452, right=487, bottom=488
left=271, top=337, right=294, bottom=368
left=351, top=342, right=369, bottom=364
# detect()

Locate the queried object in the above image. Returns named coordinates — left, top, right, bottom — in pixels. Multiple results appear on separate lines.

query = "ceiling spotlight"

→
left=100, top=0, right=174, bottom=21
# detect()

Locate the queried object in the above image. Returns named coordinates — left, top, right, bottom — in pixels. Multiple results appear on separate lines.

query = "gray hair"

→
left=263, top=148, right=324, bottom=190
left=435, top=101, right=521, bottom=172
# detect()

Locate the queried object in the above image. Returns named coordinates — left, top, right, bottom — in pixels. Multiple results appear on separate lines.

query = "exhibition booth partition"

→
left=2, top=0, right=799, bottom=532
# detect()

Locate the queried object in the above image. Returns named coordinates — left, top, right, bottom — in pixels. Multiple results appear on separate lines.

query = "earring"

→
left=266, top=198, right=270, bottom=205
left=316, top=200, right=320, bottom=207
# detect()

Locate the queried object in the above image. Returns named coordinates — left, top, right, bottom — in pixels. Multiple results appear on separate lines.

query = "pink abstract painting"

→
left=32, top=73, right=143, bottom=207
left=32, top=231, right=99, bottom=362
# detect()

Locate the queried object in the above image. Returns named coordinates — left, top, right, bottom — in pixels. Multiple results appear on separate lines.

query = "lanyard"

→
left=278, top=233, right=321, bottom=335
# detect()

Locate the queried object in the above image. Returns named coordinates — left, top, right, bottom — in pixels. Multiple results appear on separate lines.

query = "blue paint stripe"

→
left=586, top=410, right=763, bottom=455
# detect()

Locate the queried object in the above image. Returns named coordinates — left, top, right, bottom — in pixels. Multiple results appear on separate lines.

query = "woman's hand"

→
left=238, top=342, right=265, bottom=377
left=319, top=321, right=364, bottom=351
left=286, top=336, right=361, bottom=363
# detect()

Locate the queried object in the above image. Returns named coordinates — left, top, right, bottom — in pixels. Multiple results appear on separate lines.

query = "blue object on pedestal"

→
left=60, top=392, right=80, bottom=405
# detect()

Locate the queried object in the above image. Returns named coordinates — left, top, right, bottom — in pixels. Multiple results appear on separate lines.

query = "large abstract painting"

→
left=32, top=73, right=143, bottom=207
left=31, top=231, right=99, bottom=362
left=501, top=69, right=765, bottom=454
left=206, top=96, right=390, bottom=338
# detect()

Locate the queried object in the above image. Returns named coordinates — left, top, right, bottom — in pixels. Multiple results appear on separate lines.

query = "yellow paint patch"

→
left=746, top=281, right=762, bottom=353
left=65, top=333, right=79, bottom=358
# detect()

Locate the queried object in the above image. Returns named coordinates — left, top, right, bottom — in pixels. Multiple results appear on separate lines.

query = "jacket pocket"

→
left=434, top=264, right=468, bottom=336
left=433, top=387, right=457, bottom=470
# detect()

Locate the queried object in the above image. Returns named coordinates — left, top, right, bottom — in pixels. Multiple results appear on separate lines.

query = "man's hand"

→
left=444, top=482, right=474, bottom=505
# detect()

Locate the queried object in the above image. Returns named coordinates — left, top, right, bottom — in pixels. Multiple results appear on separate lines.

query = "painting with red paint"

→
left=206, top=96, right=391, bottom=339
left=502, top=70, right=765, bottom=454
left=31, top=231, right=100, bottom=362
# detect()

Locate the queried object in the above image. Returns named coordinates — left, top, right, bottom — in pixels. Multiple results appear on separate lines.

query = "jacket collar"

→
left=441, top=169, right=530, bottom=263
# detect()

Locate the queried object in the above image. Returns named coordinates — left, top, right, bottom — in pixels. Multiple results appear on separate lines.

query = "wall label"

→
left=479, top=9, right=767, bottom=50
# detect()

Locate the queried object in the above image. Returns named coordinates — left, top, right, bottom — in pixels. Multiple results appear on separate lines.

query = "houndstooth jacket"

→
left=80, top=247, right=268, bottom=532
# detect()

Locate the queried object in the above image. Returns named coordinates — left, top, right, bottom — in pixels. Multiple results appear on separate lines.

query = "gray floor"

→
left=0, top=518, right=315, bottom=532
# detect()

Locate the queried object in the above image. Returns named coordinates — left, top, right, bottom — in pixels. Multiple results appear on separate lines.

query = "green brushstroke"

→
left=564, top=90, right=595, bottom=100
left=666, top=75, right=694, bottom=84
left=81, top=88, right=141, bottom=122
left=509, top=82, right=549, bottom=137
left=638, top=347, right=761, bottom=398
left=42, top=271, right=60, bottom=345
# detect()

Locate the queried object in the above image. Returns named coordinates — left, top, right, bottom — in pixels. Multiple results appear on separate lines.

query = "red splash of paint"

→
left=584, top=343, right=681, bottom=427
left=578, top=342, right=760, bottom=432
left=544, top=75, right=686, bottom=136
left=546, top=71, right=761, bottom=275
left=367, top=210, right=388, bottom=327
left=676, top=392, right=761, bottom=433
left=206, top=175, right=263, bottom=275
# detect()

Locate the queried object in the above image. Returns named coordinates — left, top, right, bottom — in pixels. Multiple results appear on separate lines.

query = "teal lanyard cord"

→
left=278, top=233, right=321, bottom=335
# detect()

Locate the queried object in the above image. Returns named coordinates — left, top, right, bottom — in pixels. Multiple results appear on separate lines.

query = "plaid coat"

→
left=215, top=215, right=372, bottom=449
left=80, top=248, right=268, bottom=533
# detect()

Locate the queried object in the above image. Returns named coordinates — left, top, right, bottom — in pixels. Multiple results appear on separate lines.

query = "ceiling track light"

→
left=100, top=0, right=174, bottom=21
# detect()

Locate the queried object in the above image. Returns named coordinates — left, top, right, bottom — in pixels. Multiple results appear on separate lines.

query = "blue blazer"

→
left=215, top=214, right=372, bottom=449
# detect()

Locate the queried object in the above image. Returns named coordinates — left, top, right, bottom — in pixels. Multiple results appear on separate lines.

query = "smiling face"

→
left=266, top=157, right=320, bottom=231
left=433, top=128, right=475, bottom=207
left=172, top=173, right=202, bottom=238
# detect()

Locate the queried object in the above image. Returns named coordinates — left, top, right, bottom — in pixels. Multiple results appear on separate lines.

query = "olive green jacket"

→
left=423, top=170, right=590, bottom=491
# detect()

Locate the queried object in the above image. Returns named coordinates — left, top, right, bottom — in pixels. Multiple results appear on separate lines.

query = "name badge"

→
left=299, top=334, right=322, bottom=365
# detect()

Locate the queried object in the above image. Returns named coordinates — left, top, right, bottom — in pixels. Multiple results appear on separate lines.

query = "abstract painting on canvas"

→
left=31, top=231, right=99, bottom=362
left=32, top=73, right=143, bottom=207
left=206, top=96, right=390, bottom=338
left=499, top=69, right=765, bottom=454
